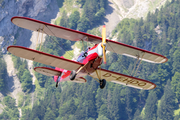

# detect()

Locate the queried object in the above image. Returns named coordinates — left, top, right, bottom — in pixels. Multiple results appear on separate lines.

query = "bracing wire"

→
left=107, top=42, right=131, bottom=75
left=44, top=25, right=74, bottom=58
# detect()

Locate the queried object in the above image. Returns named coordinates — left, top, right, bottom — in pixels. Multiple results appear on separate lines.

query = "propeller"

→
left=102, top=25, right=106, bottom=64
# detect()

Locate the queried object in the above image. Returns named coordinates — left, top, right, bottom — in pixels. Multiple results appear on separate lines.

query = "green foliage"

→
left=19, top=0, right=180, bottom=120
left=59, top=11, right=69, bottom=27
left=69, top=11, right=80, bottom=29
left=144, top=91, right=158, bottom=120
left=0, top=56, right=7, bottom=90
left=77, top=0, right=107, bottom=32
left=172, top=50, right=180, bottom=73
left=77, top=15, right=90, bottom=32
left=96, top=115, right=110, bottom=120
left=172, top=72, right=180, bottom=102
left=21, top=70, right=32, bottom=92
left=157, top=80, right=176, bottom=120
left=0, top=96, right=19, bottom=120
left=12, top=55, right=32, bottom=92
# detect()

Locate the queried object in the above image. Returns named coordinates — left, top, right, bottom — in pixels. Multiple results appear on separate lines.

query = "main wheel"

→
left=69, top=70, right=77, bottom=80
left=100, top=79, right=106, bottom=89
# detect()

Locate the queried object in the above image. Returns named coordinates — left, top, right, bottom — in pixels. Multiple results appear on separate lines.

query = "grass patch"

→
left=63, top=50, right=74, bottom=59
left=55, top=17, right=61, bottom=25
left=17, top=93, right=24, bottom=107
left=140, top=107, right=145, bottom=118
left=157, top=100, right=161, bottom=108
left=34, top=76, right=45, bottom=102
left=87, top=27, right=101, bottom=37
left=174, top=108, right=180, bottom=116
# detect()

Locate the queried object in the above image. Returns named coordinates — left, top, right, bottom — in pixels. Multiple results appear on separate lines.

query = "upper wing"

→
left=7, top=46, right=83, bottom=71
left=11, top=16, right=167, bottom=63
left=91, top=68, right=156, bottom=90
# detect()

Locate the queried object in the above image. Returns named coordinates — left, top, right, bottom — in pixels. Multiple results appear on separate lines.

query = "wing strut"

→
left=36, top=28, right=40, bottom=49
left=131, top=52, right=145, bottom=77
left=35, top=25, right=44, bottom=51
left=39, top=25, right=45, bottom=51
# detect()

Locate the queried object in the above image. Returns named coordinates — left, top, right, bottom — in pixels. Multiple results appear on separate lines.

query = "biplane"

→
left=7, top=16, right=168, bottom=90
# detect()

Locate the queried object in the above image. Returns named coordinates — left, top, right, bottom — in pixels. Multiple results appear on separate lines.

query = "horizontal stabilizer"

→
left=34, top=67, right=62, bottom=76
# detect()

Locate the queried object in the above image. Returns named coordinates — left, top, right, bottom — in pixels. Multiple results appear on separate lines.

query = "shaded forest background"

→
left=1, top=0, right=180, bottom=120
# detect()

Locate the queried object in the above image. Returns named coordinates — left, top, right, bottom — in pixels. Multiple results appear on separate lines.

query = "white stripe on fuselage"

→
left=87, top=43, right=103, bottom=57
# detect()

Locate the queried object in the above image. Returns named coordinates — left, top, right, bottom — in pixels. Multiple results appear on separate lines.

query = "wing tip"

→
left=7, top=45, right=15, bottom=52
left=162, top=57, right=168, bottom=63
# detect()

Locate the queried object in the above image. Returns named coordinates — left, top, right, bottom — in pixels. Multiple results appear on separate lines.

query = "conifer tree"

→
left=144, top=91, right=158, bottom=120
left=157, top=80, right=176, bottom=120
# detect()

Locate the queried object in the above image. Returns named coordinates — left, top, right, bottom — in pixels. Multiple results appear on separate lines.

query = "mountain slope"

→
left=0, top=0, right=171, bottom=119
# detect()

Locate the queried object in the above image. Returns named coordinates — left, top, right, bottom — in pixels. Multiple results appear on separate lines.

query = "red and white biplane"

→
left=7, top=16, right=168, bottom=90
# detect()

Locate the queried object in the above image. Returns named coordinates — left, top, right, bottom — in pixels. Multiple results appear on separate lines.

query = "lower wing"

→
left=7, top=45, right=83, bottom=71
left=34, top=67, right=86, bottom=83
left=91, top=69, right=156, bottom=90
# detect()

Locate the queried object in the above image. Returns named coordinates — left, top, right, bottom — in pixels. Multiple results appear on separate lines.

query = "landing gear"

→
left=99, top=79, right=106, bottom=89
left=56, top=80, right=58, bottom=88
left=56, top=76, right=60, bottom=88
left=69, top=70, right=77, bottom=80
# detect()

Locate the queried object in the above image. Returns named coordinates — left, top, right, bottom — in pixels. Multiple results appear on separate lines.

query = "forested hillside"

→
left=0, top=53, right=7, bottom=91
left=9, top=0, right=179, bottom=120
left=1, top=0, right=180, bottom=120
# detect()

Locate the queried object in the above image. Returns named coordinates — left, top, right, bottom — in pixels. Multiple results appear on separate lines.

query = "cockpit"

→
left=77, top=46, right=91, bottom=63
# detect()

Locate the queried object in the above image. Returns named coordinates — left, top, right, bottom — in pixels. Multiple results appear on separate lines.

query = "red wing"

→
left=91, top=68, right=156, bottom=90
left=34, top=67, right=62, bottom=76
left=11, top=16, right=167, bottom=63
left=7, top=45, right=83, bottom=71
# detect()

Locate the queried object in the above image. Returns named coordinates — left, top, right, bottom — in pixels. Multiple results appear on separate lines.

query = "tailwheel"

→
left=99, top=79, right=106, bottom=89
left=69, top=70, right=77, bottom=80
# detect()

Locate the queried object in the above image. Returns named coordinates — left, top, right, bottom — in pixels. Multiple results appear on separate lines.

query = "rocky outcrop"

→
left=0, top=0, right=59, bottom=53
left=0, top=0, right=59, bottom=116
left=105, top=0, right=168, bottom=37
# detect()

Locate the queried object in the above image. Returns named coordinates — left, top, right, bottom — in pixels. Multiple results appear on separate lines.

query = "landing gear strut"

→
left=56, top=76, right=60, bottom=88
left=56, top=80, right=58, bottom=88
left=99, top=79, right=106, bottom=89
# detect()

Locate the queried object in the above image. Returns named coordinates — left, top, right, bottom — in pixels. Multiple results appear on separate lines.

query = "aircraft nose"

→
left=97, top=43, right=103, bottom=57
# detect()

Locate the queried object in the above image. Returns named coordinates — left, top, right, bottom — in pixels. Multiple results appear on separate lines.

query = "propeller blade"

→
left=102, top=25, right=106, bottom=44
left=103, top=45, right=106, bottom=64
left=102, top=25, right=106, bottom=64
